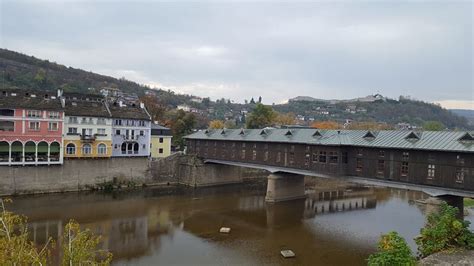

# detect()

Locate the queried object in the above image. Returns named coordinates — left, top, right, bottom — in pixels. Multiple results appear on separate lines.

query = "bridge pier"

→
left=265, top=173, right=306, bottom=203
left=424, top=195, right=465, bottom=219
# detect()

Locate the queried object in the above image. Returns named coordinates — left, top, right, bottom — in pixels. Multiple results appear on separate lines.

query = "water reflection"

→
left=8, top=185, right=471, bottom=265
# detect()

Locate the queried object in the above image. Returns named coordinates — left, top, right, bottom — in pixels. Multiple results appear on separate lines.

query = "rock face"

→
left=419, top=250, right=474, bottom=265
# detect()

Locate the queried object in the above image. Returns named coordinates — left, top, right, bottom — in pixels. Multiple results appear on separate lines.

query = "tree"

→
left=209, top=120, right=225, bottom=129
left=423, top=121, right=445, bottom=131
left=310, top=121, right=342, bottom=129
left=167, top=110, right=196, bottom=148
left=415, top=202, right=474, bottom=258
left=62, top=220, right=112, bottom=266
left=367, top=232, right=416, bottom=266
left=224, top=119, right=237, bottom=129
left=246, top=103, right=277, bottom=129
left=258, top=96, right=262, bottom=103
left=139, top=95, right=166, bottom=123
left=250, top=97, right=256, bottom=104
left=274, top=112, right=297, bottom=126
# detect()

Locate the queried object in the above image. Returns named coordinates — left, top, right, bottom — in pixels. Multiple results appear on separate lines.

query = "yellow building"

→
left=63, top=93, right=113, bottom=158
left=150, top=124, right=172, bottom=158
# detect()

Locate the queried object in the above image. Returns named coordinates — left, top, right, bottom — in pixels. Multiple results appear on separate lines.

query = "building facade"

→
left=63, top=93, right=113, bottom=158
left=109, top=102, right=151, bottom=157
left=0, top=89, right=64, bottom=165
left=185, top=129, right=474, bottom=192
left=150, top=124, right=172, bottom=158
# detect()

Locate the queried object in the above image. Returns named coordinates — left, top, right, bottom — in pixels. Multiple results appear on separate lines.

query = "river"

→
left=7, top=183, right=474, bottom=265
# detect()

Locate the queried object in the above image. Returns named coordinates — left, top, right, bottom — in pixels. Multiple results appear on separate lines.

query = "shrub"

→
left=415, top=202, right=474, bottom=258
left=368, top=231, right=416, bottom=266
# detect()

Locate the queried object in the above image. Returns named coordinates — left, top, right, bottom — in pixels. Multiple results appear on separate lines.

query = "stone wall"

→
left=0, top=157, right=150, bottom=196
left=149, top=154, right=267, bottom=187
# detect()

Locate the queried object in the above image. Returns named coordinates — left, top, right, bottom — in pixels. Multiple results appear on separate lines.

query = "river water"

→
left=7, top=184, right=474, bottom=266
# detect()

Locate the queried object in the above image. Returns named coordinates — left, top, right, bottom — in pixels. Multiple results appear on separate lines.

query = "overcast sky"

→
left=1, top=0, right=473, bottom=109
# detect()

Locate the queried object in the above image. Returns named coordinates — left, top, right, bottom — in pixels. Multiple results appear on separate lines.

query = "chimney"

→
left=119, top=100, right=123, bottom=107
left=140, top=102, right=145, bottom=109
left=57, top=88, right=63, bottom=97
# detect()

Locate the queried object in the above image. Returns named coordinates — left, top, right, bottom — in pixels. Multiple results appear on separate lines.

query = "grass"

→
left=464, top=198, right=474, bottom=208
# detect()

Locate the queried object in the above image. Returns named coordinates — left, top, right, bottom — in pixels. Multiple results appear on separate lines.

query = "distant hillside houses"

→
left=0, top=88, right=171, bottom=166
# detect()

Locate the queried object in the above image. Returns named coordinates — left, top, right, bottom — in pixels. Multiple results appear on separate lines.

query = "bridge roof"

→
left=185, top=129, right=474, bottom=153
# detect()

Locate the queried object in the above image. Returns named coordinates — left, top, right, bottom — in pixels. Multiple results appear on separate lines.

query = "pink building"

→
left=0, top=89, right=64, bottom=165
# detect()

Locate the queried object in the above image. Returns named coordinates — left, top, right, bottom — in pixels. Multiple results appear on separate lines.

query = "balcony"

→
left=80, top=134, right=96, bottom=142
left=122, top=135, right=141, bottom=141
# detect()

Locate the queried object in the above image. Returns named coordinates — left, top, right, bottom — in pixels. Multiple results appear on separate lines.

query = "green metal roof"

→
left=184, top=129, right=474, bottom=153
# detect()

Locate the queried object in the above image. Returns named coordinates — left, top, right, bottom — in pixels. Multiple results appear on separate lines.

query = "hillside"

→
left=0, top=48, right=471, bottom=130
left=450, top=109, right=474, bottom=126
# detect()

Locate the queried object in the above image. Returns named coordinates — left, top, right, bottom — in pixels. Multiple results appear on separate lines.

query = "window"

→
left=252, top=150, right=257, bottom=160
left=121, top=143, right=127, bottom=154
left=276, top=152, right=281, bottom=163
left=97, top=143, right=107, bottom=155
left=0, top=109, right=14, bottom=116
left=455, top=168, right=466, bottom=183
left=82, top=128, right=93, bottom=136
left=140, top=130, right=144, bottom=136
left=115, top=119, right=122, bottom=126
left=456, top=155, right=465, bottom=165
left=377, top=160, right=384, bottom=176
left=115, top=130, right=121, bottom=135
left=402, top=152, right=409, bottom=161
left=378, top=150, right=385, bottom=157
left=49, top=111, right=60, bottom=119
left=264, top=151, right=269, bottom=161
left=319, top=151, right=327, bottom=163
left=401, top=162, right=409, bottom=177
left=68, top=127, right=77, bottom=134
left=66, top=143, right=76, bottom=155
left=68, top=117, right=78, bottom=124
left=159, top=137, right=163, bottom=143
left=82, top=144, right=92, bottom=155
left=427, top=164, right=435, bottom=179
left=134, top=143, right=140, bottom=154
left=241, top=150, right=246, bottom=159
left=139, top=120, right=146, bottom=126
left=342, top=152, right=348, bottom=164
left=97, top=128, right=106, bottom=135
left=304, top=153, right=310, bottom=167
left=81, top=117, right=87, bottom=124
left=289, top=152, right=295, bottom=165
left=329, top=152, right=338, bottom=164
left=29, top=121, right=40, bottom=131
left=356, top=158, right=363, bottom=172
left=290, top=145, right=295, bottom=152
left=0, top=121, right=14, bottom=131
left=48, top=122, right=58, bottom=131
left=159, top=148, right=163, bottom=154
left=97, top=118, right=106, bottom=125
left=27, top=110, right=41, bottom=118
left=312, top=153, right=318, bottom=163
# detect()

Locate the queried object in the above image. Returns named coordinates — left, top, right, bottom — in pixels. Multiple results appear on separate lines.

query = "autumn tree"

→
left=140, top=95, right=167, bottom=123
left=209, top=120, right=225, bottom=129
left=224, top=119, right=237, bottom=129
left=166, top=110, right=196, bottom=148
left=310, top=121, right=343, bottom=129
left=274, top=112, right=297, bottom=126
left=246, top=103, right=277, bottom=129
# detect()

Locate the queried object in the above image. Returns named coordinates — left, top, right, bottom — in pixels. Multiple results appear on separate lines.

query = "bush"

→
left=415, top=202, right=474, bottom=258
left=367, top=231, right=416, bottom=266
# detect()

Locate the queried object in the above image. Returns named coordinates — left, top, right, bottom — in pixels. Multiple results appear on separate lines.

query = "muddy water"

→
left=7, top=185, right=474, bottom=266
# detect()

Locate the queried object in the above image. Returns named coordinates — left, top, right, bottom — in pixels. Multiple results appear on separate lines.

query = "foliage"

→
left=209, top=120, right=225, bottom=129
left=166, top=110, right=196, bottom=148
left=415, top=202, right=474, bottom=258
left=367, top=231, right=416, bottom=266
left=62, top=220, right=112, bottom=266
left=310, top=121, right=343, bottom=129
left=245, top=103, right=277, bottom=129
left=274, top=112, right=297, bottom=126
left=224, top=119, right=237, bottom=129
left=0, top=198, right=51, bottom=265
left=422, top=121, right=445, bottom=131
left=139, top=95, right=167, bottom=123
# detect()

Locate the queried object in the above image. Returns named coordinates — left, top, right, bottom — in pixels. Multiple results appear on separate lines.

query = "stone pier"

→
left=265, top=173, right=306, bottom=203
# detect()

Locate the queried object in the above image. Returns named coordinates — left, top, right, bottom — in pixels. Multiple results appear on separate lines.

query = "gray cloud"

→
left=1, top=1, right=472, bottom=107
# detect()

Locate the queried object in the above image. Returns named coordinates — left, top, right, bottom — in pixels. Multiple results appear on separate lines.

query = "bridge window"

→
left=377, top=160, right=384, bottom=176
left=306, top=146, right=310, bottom=152
left=427, top=164, right=435, bottom=179
left=304, top=153, right=310, bottom=167
left=455, top=168, right=466, bottom=183
left=253, top=143, right=257, bottom=149
left=252, top=150, right=257, bottom=160
left=289, top=152, right=295, bottom=165
left=276, top=152, right=281, bottom=163
left=356, top=158, right=363, bottom=172
left=290, top=145, right=295, bottom=152
left=264, top=151, right=268, bottom=161
left=329, top=152, right=338, bottom=164
left=241, top=150, right=246, bottom=159
left=401, top=162, right=409, bottom=177
left=402, top=152, right=409, bottom=161
left=456, top=155, right=464, bottom=165
left=342, top=152, right=348, bottom=164
left=312, top=153, right=318, bottom=163
left=319, top=151, right=327, bottom=163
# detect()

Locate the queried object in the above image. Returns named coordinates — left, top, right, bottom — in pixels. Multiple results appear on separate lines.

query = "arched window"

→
left=82, top=144, right=92, bottom=155
left=121, top=143, right=127, bottom=154
left=50, top=142, right=60, bottom=161
left=0, top=141, right=9, bottom=162
left=24, top=141, right=36, bottom=162
left=66, top=143, right=76, bottom=155
left=127, top=143, right=133, bottom=154
left=11, top=141, right=22, bottom=162
left=133, top=143, right=139, bottom=154
left=37, top=141, right=48, bottom=161
left=97, top=143, right=107, bottom=155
